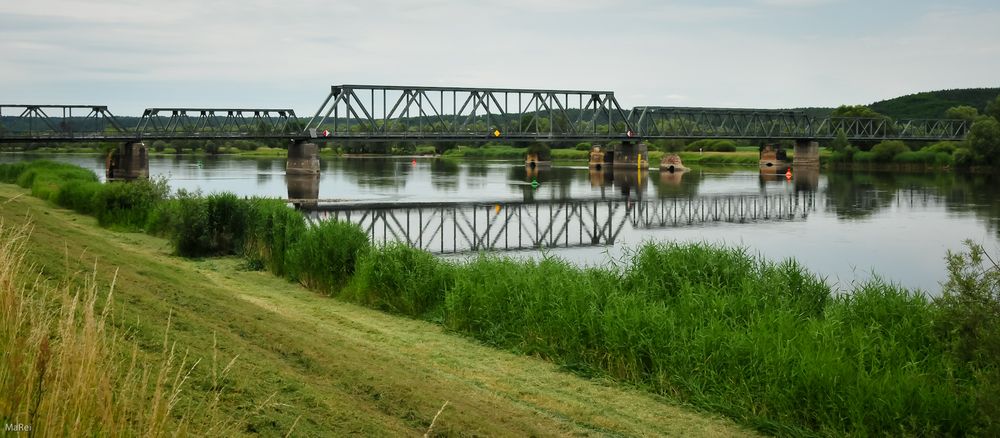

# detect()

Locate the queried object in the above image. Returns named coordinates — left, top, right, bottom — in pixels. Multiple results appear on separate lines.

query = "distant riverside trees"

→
left=830, top=105, right=889, bottom=120
left=945, top=105, right=980, bottom=123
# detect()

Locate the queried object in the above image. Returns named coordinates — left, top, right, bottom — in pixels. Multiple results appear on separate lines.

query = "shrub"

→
left=160, top=192, right=250, bottom=257
left=54, top=181, right=103, bottom=215
left=574, top=142, right=592, bottom=151
left=346, top=243, right=454, bottom=317
left=934, top=241, right=1000, bottom=435
left=286, top=220, right=369, bottom=293
left=870, top=140, right=910, bottom=162
left=954, top=148, right=976, bottom=167
left=926, top=141, right=959, bottom=155
left=92, top=178, right=169, bottom=229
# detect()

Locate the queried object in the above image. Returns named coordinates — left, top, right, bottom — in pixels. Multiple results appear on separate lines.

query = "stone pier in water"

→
left=105, top=142, right=149, bottom=180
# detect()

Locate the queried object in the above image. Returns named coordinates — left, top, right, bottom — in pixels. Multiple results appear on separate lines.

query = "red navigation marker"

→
left=322, top=129, right=331, bottom=137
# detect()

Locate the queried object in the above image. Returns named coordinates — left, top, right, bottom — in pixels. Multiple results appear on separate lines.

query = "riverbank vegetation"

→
left=3, top=160, right=1000, bottom=436
left=0, top=167, right=751, bottom=436
left=827, top=93, right=1000, bottom=170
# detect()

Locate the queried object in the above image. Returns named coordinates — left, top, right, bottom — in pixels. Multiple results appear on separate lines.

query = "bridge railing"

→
left=303, top=85, right=637, bottom=142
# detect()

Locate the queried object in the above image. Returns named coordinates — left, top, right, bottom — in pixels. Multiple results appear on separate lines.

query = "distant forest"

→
left=869, top=88, right=1000, bottom=119
left=794, top=87, right=1000, bottom=120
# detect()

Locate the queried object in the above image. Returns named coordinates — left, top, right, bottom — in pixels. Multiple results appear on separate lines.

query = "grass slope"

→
left=0, top=184, right=752, bottom=437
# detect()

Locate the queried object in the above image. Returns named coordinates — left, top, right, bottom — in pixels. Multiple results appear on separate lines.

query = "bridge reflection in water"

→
left=297, top=190, right=817, bottom=254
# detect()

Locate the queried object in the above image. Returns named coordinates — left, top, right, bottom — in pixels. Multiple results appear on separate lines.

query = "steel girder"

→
left=304, top=85, right=637, bottom=142
left=627, top=106, right=969, bottom=141
left=0, top=105, right=129, bottom=142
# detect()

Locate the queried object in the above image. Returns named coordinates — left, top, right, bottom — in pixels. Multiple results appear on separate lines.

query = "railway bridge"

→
left=0, top=84, right=970, bottom=179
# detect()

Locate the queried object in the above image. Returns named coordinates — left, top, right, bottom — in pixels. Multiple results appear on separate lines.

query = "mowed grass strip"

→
left=0, top=184, right=752, bottom=437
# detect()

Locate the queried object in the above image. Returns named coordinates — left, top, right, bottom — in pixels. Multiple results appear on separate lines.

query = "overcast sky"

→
left=2, top=0, right=998, bottom=115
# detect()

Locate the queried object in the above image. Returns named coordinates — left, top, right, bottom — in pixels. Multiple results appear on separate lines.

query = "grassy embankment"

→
left=4, top=160, right=1000, bottom=436
left=0, top=162, right=750, bottom=436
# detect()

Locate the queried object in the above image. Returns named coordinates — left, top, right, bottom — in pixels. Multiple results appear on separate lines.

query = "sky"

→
left=1, top=0, right=998, bottom=116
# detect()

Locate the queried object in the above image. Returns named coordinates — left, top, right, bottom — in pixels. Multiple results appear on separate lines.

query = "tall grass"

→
left=242, top=199, right=307, bottom=276
left=92, top=178, right=170, bottom=229
left=0, top=160, right=99, bottom=202
left=0, top=220, right=234, bottom=435
left=0, top=161, right=168, bottom=231
left=345, top=243, right=454, bottom=317
left=437, top=244, right=978, bottom=435
left=151, top=192, right=251, bottom=257
left=286, top=219, right=369, bottom=293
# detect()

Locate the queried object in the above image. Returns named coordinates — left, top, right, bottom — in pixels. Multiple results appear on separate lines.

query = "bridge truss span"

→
left=135, top=108, right=301, bottom=140
left=627, top=106, right=969, bottom=141
left=0, top=104, right=130, bottom=142
left=304, top=85, right=636, bottom=142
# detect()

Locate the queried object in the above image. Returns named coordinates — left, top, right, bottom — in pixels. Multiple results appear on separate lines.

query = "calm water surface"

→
left=5, top=153, right=999, bottom=295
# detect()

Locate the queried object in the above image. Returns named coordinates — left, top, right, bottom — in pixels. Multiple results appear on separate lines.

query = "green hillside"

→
left=869, top=87, right=1000, bottom=119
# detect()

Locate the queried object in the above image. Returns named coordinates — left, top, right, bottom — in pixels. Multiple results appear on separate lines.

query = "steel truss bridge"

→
left=299, top=192, right=817, bottom=254
left=0, top=85, right=969, bottom=144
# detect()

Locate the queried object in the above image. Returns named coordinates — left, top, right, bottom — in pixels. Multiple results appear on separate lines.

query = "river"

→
left=4, top=153, right=999, bottom=295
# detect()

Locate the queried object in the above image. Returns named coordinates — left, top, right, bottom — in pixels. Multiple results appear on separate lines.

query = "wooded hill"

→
left=869, top=87, right=1000, bottom=119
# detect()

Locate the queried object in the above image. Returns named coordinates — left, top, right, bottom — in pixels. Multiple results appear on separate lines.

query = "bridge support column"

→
left=793, top=140, right=820, bottom=167
left=287, top=140, right=320, bottom=175
left=613, top=142, right=650, bottom=169
left=106, top=141, right=149, bottom=181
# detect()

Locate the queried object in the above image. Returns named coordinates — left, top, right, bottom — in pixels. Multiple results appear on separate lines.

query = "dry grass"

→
left=0, top=219, right=237, bottom=436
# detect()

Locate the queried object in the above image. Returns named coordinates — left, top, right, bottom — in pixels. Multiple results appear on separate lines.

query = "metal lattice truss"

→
left=135, top=108, right=300, bottom=140
left=304, top=85, right=636, bottom=142
left=627, top=107, right=969, bottom=141
left=301, top=192, right=815, bottom=254
left=0, top=105, right=129, bottom=142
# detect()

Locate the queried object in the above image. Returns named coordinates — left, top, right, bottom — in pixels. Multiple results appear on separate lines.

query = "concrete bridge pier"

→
left=613, top=142, right=650, bottom=169
left=287, top=140, right=320, bottom=175
left=793, top=139, right=820, bottom=167
left=106, top=141, right=149, bottom=180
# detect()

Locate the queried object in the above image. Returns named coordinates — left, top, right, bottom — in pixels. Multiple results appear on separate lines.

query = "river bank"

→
left=2, top=160, right=998, bottom=436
